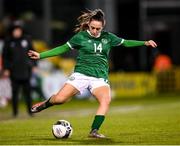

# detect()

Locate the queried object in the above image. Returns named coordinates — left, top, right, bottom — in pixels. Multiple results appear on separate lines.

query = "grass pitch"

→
left=0, top=94, right=180, bottom=145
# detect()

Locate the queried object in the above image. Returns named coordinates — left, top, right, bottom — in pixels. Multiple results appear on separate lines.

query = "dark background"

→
left=0, top=0, right=180, bottom=72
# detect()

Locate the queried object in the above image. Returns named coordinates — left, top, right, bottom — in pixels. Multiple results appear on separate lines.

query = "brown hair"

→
left=74, top=9, right=105, bottom=33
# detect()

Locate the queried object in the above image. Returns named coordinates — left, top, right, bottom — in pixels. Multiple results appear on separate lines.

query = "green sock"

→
left=38, top=97, right=53, bottom=111
left=44, top=98, right=53, bottom=108
left=91, top=115, right=105, bottom=130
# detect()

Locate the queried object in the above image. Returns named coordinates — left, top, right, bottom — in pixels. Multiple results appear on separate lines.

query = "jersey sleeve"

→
left=109, top=32, right=124, bottom=47
left=67, top=32, right=82, bottom=49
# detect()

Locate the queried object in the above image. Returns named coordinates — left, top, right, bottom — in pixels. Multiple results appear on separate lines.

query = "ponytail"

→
left=74, top=9, right=105, bottom=33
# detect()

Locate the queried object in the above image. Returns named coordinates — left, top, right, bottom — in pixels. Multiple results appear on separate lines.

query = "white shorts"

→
left=66, top=72, right=110, bottom=95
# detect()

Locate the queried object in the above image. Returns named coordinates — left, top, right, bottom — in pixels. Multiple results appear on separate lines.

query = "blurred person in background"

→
left=0, top=22, right=5, bottom=74
left=2, top=21, right=37, bottom=117
left=28, top=9, right=157, bottom=138
left=154, top=53, right=172, bottom=72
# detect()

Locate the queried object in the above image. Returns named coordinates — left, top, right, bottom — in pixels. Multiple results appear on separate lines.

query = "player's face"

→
left=88, top=20, right=103, bottom=37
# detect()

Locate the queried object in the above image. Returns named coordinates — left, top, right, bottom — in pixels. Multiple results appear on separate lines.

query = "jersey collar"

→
left=87, top=30, right=101, bottom=38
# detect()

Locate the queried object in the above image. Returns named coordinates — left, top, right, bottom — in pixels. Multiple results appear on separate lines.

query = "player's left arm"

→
left=122, top=39, right=157, bottom=48
left=144, top=40, right=157, bottom=48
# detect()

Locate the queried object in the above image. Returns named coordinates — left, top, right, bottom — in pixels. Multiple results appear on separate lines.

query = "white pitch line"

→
left=43, top=101, right=180, bottom=118
left=44, top=105, right=142, bottom=118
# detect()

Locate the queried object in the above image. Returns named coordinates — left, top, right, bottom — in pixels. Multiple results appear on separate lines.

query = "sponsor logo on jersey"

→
left=88, top=40, right=92, bottom=43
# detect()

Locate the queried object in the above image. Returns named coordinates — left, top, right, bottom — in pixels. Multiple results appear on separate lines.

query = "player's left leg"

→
left=89, top=85, right=111, bottom=138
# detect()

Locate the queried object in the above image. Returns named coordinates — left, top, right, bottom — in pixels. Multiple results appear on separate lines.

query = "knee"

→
left=100, top=96, right=111, bottom=106
left=106, top=96, right=111, bottom=105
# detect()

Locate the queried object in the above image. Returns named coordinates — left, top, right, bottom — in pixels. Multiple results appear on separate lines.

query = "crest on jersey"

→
left=101, top=38, right=108, bottom=44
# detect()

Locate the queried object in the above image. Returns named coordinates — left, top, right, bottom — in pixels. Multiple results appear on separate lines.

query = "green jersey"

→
left=39, top=31, right=145, bottom=80
left=67, top=30, right=124, bottom=80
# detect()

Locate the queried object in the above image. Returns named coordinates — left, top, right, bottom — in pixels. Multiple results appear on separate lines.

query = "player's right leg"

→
left=89, top=85, right=111, bottom=138
left=31, top=83, right=79, bottom=113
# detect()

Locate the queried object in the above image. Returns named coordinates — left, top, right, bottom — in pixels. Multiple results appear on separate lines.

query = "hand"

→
left=145, top=40, right=157, bottom=48
left=28, top=50, right=40, bottom=59
left=3, top=69, right=10, bottom=78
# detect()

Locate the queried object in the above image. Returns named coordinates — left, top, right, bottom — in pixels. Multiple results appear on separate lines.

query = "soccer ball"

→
left=52, top=120, right=73, bottom=138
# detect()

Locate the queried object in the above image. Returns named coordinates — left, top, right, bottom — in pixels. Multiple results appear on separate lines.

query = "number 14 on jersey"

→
left=94, top=43, right=102, bottom=53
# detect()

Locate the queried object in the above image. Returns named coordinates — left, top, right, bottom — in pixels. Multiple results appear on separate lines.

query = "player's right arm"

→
left=28, top=43, right=71, bottom=59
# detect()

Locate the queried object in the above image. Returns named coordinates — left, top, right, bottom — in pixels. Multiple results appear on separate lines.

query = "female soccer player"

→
left=28, top=9, right=157, bottom=138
